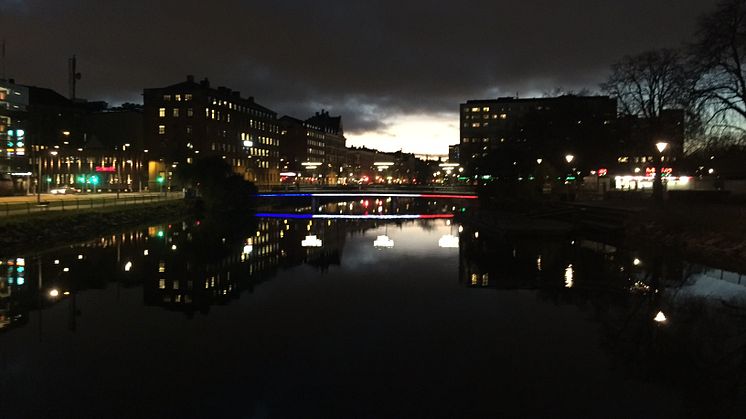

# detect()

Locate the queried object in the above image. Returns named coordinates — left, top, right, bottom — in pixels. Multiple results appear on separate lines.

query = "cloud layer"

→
left=1, top=0, right=720, bottom=150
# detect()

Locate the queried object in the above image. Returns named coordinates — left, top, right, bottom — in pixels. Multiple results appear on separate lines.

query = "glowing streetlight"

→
left=536, top=158, right=543, bottom=165
left=655, top=142, right=669, bottom=153
left=565, top=154, right=575, bottom=164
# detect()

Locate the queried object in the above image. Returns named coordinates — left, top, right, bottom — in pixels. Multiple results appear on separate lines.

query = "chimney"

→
left=248, top=96, right=254, bottom=103
left=187, top=75, right=194, bottom=83
left=200, top=78, right=210, bottom=87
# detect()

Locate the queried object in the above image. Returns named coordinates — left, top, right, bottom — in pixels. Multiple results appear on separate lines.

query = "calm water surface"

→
left=1, top=205, right=745, bottom=418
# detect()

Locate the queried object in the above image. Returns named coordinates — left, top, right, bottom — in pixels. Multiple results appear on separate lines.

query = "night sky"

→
left=0, top=0, right=721, bottom=154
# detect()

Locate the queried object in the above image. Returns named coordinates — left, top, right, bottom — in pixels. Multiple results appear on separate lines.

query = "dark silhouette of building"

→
left=459, top=95, right=618, bottom=179
left=279, top=110, right=347, bottom=184
left=143, top=76, right=280, bottom=187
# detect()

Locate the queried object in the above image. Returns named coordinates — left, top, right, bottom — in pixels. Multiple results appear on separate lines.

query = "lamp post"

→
left=653, top=142, right=668, bottom=202
left=565, top=154, right=575, bottom=201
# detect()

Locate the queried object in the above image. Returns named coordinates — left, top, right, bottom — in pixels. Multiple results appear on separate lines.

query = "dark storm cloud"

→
left=0, top=0, right=721, bottom=134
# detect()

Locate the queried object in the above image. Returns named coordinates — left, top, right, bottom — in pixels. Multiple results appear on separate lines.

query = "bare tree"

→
left=692, top=0, right=746, bottom=129
left=601, top=48, right=696, bottom=120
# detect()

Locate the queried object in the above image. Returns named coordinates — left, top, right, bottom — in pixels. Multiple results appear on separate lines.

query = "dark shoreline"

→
left=0, top=200, right=193, bottom=257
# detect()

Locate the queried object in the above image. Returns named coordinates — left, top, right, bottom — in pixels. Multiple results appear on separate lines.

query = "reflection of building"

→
left=143, top=76, right=280, bottom=187
left=142, top=219, right=282, bottom=315
left=0, top=257, right=29, bottom=332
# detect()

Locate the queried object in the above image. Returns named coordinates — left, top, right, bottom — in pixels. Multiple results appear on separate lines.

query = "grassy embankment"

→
left=627, top=201, right=746, bottom=272
left=0, top=200, right=193, bottom=256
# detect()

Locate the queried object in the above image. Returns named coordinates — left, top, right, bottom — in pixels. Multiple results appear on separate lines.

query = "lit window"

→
left=500, top=113, right=508, bottom=119
left=185, top=94, right=193, bottom=101
left=158, top=279, right=165, bottom=289
left=471, top=123, right=480, bottom=128
left=471, top=107, right=480, bottom=112
left=175, top=94, right=182, bottom=101
left=163, top=95, right=171, bottom=101
left=187, top=108, right=193, bottom=117
left=172, top=108, right=179, bottom=117
left=158, top=125, right=165, bottom=135
left=158, top=108, right=165, bottom=117
left=482, top=107, right=490, bottom=112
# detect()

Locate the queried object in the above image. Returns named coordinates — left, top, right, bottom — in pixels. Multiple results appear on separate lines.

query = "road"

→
left=0, top=192, right=183, bottom=218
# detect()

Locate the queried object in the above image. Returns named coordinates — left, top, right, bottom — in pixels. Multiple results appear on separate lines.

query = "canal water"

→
left=1, top=201, right=744, bottom=418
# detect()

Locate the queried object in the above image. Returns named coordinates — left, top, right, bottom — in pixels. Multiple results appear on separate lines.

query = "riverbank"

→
left=0, top=200, right=193, bottom=257
left=474, top=192, right=746, bottom=272
left=626, top=201, right=746, bottom=273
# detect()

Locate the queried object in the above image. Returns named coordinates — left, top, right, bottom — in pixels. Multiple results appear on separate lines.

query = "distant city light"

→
left=124, top=261, right=132, bottom=272
left=654, top=311, right=667, bottom=323
left=49, top=289, right=60, bottom=297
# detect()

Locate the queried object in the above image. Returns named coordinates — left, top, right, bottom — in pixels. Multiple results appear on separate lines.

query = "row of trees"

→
left=601, top=0, right=746, bottom=151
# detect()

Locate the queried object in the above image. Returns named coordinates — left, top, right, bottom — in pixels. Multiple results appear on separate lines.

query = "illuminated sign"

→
left=597, top=168, right=608, bottom=177
left=95, top=166, right=116, bottom=172
left=645, top=167, right=673, bottom=176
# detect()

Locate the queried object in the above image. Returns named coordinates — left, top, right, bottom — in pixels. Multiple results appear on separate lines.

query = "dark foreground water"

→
left=1, top=207, right=745, bottom=418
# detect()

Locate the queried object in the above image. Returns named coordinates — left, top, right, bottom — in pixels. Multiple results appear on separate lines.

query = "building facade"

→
left=279, top=110, right=348, bottom=184
left=143, top=76, right=280, bottom=188
left=459, top=95, right=618, bottom=179
left=0, top=80, right=30, bottom=195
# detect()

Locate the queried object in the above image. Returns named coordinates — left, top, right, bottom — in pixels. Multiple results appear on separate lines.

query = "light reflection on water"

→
left=0, top=210, right=744, bottom=417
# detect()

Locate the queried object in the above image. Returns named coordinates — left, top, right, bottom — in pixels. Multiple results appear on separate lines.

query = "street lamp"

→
left=536, top=158, right=543, bottom=165
left=564, top=154, right=575, bottom=201
left=654, top=141, right=669, bottom=202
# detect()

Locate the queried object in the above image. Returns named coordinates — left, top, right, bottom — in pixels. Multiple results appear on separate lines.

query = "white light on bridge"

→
left=302, top=235, right=323, bottom=247
left=373, top=235, right=394, bottom=248
left=438, top=234, right=459, bottom=248
left=243, top=245, right=253, bottom=254
left=124, top=261, right=133, bottom=272
left=654, top=311, right=667, bottom=323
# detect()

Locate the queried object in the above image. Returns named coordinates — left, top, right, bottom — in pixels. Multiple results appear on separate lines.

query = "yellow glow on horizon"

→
left=346, top=113, right=459, bottom=156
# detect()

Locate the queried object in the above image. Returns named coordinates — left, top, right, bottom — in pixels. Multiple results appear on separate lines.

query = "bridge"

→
left=257, top=185, right=477, bottom=199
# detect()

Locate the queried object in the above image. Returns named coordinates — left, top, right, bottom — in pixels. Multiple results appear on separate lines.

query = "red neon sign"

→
left=95, top=166, right=116, bottom=173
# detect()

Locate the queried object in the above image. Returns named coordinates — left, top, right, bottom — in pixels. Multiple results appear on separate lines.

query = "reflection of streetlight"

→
left=654, top=311, right=667, bottom=323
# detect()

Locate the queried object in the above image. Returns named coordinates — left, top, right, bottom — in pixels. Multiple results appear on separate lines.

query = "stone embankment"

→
left=0, top=200, right=192, bottom=256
